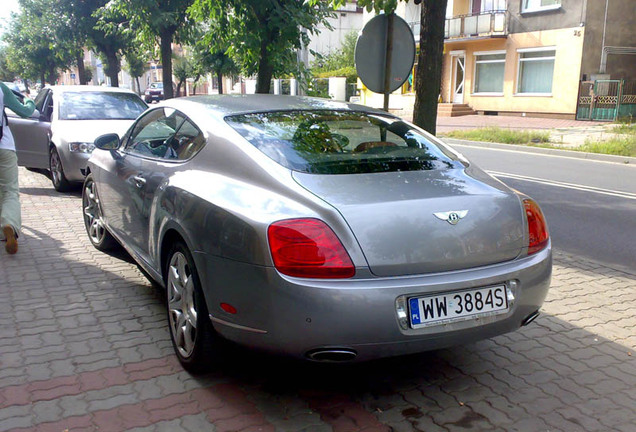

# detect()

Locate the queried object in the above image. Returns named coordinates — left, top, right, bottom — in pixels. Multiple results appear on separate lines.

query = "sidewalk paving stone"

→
left=0, top=167, right=634, bottom=431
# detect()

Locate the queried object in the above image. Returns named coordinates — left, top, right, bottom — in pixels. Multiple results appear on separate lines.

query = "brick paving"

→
left=0, top=168, right=634, bottom=432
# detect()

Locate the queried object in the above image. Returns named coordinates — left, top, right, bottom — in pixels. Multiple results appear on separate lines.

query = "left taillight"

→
left=523, top=199, right=549, bottom=255
left=268, top=218, right=355, bottom=279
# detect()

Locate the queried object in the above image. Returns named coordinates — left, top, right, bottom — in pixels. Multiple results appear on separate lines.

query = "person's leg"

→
left=0, top=149, right=21, bottom=254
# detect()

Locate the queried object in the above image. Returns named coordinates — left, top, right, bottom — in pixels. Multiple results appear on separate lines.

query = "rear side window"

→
left=225, top=111, right=458, bottom=174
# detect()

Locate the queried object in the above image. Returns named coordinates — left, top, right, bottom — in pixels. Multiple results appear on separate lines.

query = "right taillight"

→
left=523, top=198, right=549, bottom=255
left=268, top=218, right=355, bottom=279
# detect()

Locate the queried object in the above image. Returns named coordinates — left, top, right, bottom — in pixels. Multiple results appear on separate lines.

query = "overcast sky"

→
left=0, top=0, right=20, bottom=38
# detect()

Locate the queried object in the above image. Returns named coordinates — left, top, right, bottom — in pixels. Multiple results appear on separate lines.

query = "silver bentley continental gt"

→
left=82, top=95, right=551, bottom=370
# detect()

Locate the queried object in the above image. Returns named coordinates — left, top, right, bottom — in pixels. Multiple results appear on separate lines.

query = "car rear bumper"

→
left=193, top=245, right=552, bottom=362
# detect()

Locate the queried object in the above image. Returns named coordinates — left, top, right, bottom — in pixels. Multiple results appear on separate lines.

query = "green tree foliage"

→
left=190, top=0, right=334, bottom=93
left=173, top=54, right=194, bottom=97
left=4, top=0, right=139, bottom=88
left=191, top=41, right=239, bottom=95
left=312, top=30, right=357, bottom=71
left=83, top=0, right=135, bottom=88
left=4, top=0, right=76, bottom=85
left=124, top=48, right=147, bottom=94
left=100, top=0, right=196, bottom=98
left=52, top=0, right=93, bottom=85
left=0, top=47, right=19, bottom=82
left=311, top=30, right=358, bottom=83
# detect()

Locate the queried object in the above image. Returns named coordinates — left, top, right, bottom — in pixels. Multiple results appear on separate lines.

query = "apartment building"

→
left=360, top=0, right=636, bottom=120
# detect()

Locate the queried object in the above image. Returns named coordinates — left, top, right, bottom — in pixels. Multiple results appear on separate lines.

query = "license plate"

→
left=409, top=285, right=509, bottom=329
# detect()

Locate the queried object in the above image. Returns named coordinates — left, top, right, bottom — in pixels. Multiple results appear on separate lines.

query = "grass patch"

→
left=442, top=125, right=636, bottom=157
left=443, top=127, right=551, bottom=145
left=580, top=121, right=636, bottom=156
left=577, top=135, right=636, bottom=157
left=611, top=123, right=636, bottom=134
left=578, top=137, right=636, bottom=156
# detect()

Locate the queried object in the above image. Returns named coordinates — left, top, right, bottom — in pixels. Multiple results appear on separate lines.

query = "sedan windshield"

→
left=226, top=111, right=459, bottom=174
left=59, top=92, right=147, bottom=120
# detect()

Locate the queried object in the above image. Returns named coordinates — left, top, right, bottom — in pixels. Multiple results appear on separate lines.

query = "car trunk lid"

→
left=292, top=168, right=525, bottom=276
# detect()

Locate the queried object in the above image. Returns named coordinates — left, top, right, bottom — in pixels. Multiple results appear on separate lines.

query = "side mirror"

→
left=94, top=133, right=121, bottom=150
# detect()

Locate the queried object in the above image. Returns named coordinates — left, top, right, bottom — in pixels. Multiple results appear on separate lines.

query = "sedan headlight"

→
left=69, top=142, right=96, bottom=153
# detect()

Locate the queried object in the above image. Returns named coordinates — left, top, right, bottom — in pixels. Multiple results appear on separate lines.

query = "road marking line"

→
left=488, top=171, right=636, bottom=200
left=452, top=143, right=636, bottom=167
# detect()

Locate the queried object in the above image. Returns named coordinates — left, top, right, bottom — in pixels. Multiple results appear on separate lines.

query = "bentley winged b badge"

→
left=433, top=210, right=469, bottom=225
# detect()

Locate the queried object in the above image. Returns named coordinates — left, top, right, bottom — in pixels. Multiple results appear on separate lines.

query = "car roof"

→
left=3, top=82, right=20, bottom=91
left=46, top=85, right=139, bottom=95
left=160, top=94, right=393, bottom=118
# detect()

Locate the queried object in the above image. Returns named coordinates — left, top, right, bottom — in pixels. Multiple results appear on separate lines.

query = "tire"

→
left=165, top=241, right=216, bottom=372
left=49, top=146, right=72, bottom=192
left=82, top=174, right=118, bottom=251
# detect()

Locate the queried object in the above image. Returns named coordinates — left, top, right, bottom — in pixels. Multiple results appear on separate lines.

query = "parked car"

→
left=8, top=85, right=147, bottom=191
left=83, top=95, right=551, bottom=370
left=144, top=82, right=165, bottom=103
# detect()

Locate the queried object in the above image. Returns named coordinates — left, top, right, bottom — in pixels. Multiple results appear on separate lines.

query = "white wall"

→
left=307, top=2, right=364, bottom=63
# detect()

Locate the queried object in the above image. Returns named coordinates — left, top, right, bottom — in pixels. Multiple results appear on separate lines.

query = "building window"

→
left=474, top=52, right=506, bottom=94
left=521, top=0, right=561, bottom=13
left=481, top=0, right=507, bottom=12
left=517, top=48, right=556, bottom=94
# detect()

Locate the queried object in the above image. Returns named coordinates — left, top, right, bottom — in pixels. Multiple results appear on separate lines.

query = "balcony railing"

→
left=444, top=11, right=507, bottom=39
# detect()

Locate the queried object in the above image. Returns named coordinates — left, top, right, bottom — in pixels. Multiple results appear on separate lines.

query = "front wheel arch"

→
left=49, top=143, right=71, bottom=192
left=161, top=229, right=188, bottom=281
left=164, top=239, right=218, bottom=372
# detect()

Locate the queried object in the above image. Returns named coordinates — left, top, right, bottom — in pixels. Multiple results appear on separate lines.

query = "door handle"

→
left=132, top=175, right=146, bottom=188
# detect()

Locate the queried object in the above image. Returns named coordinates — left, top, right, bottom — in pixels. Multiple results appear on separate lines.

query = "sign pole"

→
left=383, top=13, right=395, bottom=112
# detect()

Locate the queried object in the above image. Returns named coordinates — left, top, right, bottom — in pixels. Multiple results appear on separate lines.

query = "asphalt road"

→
left=450, top=142, right=636, bottom=272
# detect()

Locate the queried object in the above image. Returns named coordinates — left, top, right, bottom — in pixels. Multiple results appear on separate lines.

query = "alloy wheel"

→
left=83, top=180, right=107, bottom=245
left=167, top=251, right=198, bottom=358
left=50, top=148, right=63, bottom=187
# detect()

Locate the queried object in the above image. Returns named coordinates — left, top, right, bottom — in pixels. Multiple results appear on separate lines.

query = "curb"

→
left=441, top=137, right=636, bottom=165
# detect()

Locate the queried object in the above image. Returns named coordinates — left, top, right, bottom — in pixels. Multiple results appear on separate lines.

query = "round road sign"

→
left=355, top=14, right=416, bottom=94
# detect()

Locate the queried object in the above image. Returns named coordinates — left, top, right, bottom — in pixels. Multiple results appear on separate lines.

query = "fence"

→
left=577, top=79, right=636, bottom=121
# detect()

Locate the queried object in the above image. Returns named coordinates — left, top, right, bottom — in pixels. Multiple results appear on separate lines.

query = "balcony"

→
left=445, top=11, right=507, bottom=40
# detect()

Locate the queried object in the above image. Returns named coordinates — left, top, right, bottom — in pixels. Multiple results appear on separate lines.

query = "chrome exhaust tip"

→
left=306, top=348, right=357, bottom=363
left=522, top=310, right=540, bottom=326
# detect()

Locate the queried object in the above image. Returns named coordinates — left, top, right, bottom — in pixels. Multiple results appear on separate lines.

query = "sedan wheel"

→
left=49, top=147, right=71, bottom=192
left=166, top=242, right=216, bottom=371
left=82, top=174, right=117, bottom=251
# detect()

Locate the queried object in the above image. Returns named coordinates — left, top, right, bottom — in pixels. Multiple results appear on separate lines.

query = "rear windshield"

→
left=59, top=92, right=147, bottom=120
left=225, top=111, right=458, bottom=174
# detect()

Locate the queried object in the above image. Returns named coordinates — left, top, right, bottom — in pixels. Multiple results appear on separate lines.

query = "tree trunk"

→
left=413, top=0, right=448, bottom=135
left=217, top=71, right=223, bottom=94
left=160, top=29, right=174, bottom=99
left=192, top=74, right=200, bottom=95
left=105, top=50, right=120, bottom=87
left=40, top=72, right=46, bottom=87
left=135, top=77, right=141, bottom=95
left=76, top=51, right=87, bottom=85
left=47, top=65, right=55, bottom=85
left=256, top=39, right=273, bottom=94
